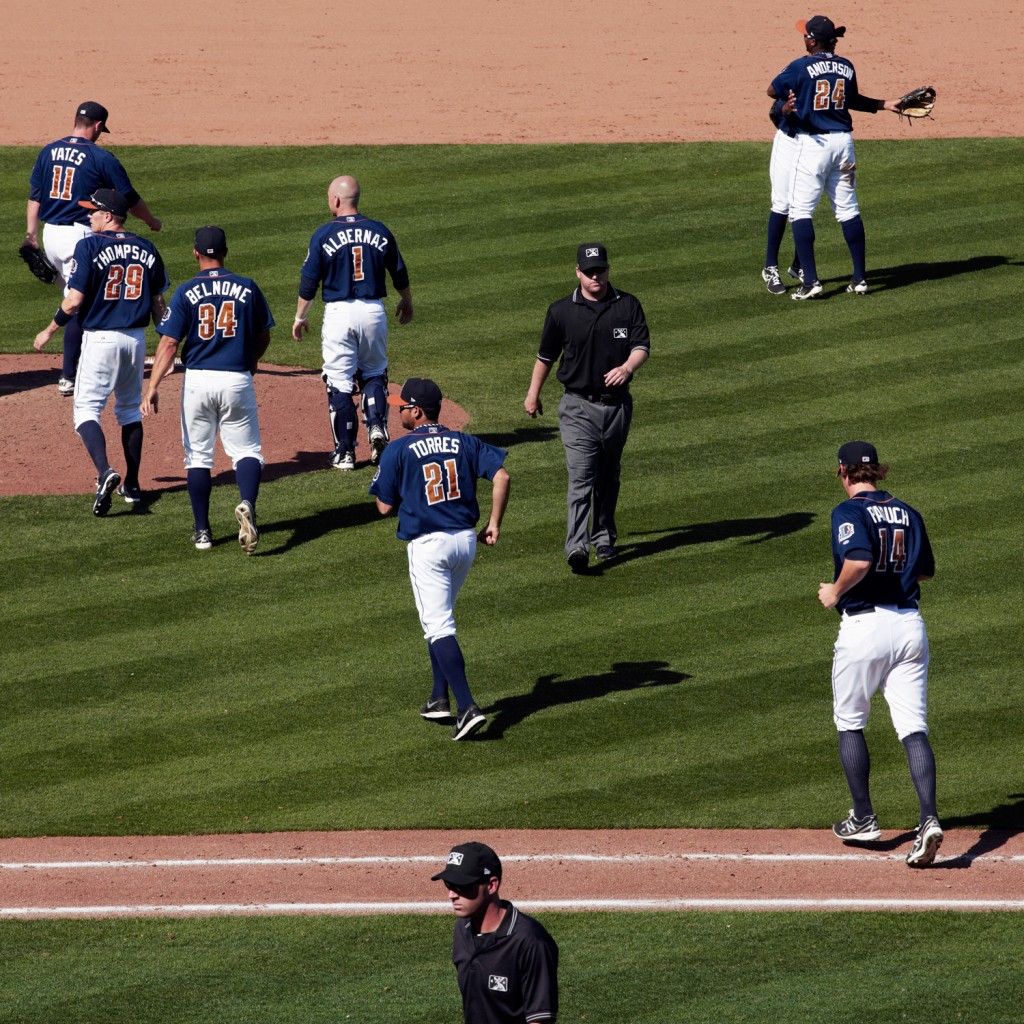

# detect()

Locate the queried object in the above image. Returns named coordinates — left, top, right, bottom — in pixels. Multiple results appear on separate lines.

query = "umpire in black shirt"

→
left=433, top=841, right=559, bottom=1024
left=524, top=243, right=651, bottom=573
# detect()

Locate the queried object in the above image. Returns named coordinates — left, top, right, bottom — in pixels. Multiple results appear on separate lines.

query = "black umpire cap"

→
left=432, top=842, right=502, bottom=886
left=576, top=242, right=609, bottom=272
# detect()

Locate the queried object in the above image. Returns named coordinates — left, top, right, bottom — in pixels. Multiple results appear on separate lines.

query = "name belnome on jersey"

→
left=183, top=278, right=254, bottom=307
left=322, top=227, right=389, bottom=258
left=93, top=241, right=157, bottom=270
left=409, top=435, right=461, bottom=459
left=806, top=59, right=853, bottom=80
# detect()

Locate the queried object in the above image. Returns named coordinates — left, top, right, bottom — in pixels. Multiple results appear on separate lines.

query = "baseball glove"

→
left=769, top=100, right=783, bottom=129
left=895, top=86, right=936, bottom=122
left=18, top=243, right=57, bottom=285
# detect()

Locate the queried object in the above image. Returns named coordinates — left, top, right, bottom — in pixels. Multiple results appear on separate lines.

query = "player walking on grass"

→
left=143, top=227, right=274, bottom=554
left=818, top=441, right=943, bottom=867
left=370, top=378, right=509, bottom=741
left=433, top=841, right=558, bottom=1024
left=33, top=189, right=168, bottom=516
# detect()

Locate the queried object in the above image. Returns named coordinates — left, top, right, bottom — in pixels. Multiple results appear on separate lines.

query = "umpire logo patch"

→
left=488, top=975, right=509, bottom=992
left=837, top=522, right=855, bottom=544
left=613, top=328, right=628, bottom=339
left=585, top=247, right=600, bottom=258
left=447, top=852, right=464, bottom=866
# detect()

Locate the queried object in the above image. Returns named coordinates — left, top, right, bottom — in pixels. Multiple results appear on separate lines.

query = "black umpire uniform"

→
left=527, top=242, right=651, bottom=572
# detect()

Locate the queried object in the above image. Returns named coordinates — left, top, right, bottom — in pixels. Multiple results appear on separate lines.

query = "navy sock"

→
left=901, top=731, right=938, bottom=822
left=838, top=730, right=873, bottom=819
left=235, top=457, right=262, bottom=509
left=429, top=635, right=475, bottom=712
left=62, top=318, right=83, bottom=380
left=841, top=215, right=867, bottom=282
left=791, top=218, right=818, bottom=284
left=76, top=419, right=109, bottom=476
left=187, top=468, right=213, bottom=532
left=765, top=211, right=789, bottom=268
left=329, top=404, right=357, bottom=453
left=121, top=421, right=143, bottom=489
left=427, top=643, right=449, bottom=703
left=361, top=376, right=388, bottom=430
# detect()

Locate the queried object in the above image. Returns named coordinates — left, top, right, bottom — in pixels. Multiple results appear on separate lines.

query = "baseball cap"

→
left=386, top=377, right=443, bottom=410
left=195, top=226, right=228, bottom=256
left=576, top=242, right=609, bottom=272
left=796, top=16, right=846, bottom=42
left=431, top=842, right=502, bottom=886
left=79, top=189, right=129, bottom=219
left=837, top=440, right=879, bottom=466
left=76, top=100, right=110, bottom=132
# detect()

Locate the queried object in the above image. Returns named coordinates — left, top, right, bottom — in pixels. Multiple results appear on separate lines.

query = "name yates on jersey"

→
left=49, top=145, right=89, bottom=165
left=409, top=435, right=462, bottom=459
left=322, top=226, right=389, bottom=258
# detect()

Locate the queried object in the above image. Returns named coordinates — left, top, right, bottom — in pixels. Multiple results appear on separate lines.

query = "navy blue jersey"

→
left=159, top=268, right=275, bottom=372
left=298, top=214, right=409, bottom=302
left=28, top=137, right=140, bottom=226
left=771, top=53, right=861, bottom=133
left=831, top=490, right=935, bottom=613
left=67, top=230, right=169, bottom=331
left=370, top=424, right=507, bottom=541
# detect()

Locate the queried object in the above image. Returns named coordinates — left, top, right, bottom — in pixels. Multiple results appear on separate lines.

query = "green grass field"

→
left=1, top=140, right=1022, bottom=1020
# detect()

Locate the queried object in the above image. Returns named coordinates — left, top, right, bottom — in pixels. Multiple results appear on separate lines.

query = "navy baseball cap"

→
left=797, top=16, right=846, bottom=42
left=838, top=440, right=879, bottom=466
left=432, top=842, right=502, bottom=886
left=577, top=242, right=609, bottom=272
left=195, top=226, right=228, bottom=256
left=79, top=189, right=129, bottom=219
left=77, top=101, right=110, bottom=132
left=387, top=377, right=443, bottom=410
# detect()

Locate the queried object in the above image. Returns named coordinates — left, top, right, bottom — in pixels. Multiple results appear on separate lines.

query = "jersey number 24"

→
left=814, top=78, right=846, bottom=110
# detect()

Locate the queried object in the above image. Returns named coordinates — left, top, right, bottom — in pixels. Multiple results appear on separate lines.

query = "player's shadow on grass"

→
left=596, top=512, right=815, bottom=570
left=252, top=498, right=384, bottom=555
left=477, top=426, right=560, bottom=449
left=925, top=793, right=1024, bottom=869
left=478, top=660, right=690, bottom=740
left=850, top=255, right=1022, bottom=294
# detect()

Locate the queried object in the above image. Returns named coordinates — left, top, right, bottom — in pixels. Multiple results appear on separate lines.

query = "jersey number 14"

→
left=876, top=527, right=907, bottom=572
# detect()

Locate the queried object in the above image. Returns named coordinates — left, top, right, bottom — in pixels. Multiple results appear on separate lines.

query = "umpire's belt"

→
left=843, top=602, right=919, bottom=617
left=565, top=387, right=628, bottom=405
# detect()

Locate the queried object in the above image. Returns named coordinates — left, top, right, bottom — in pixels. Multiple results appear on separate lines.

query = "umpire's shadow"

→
left=479, top=660, right=690, bottom=740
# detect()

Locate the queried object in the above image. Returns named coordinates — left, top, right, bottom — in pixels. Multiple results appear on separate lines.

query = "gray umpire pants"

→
left=558, top=390, right=633, bottom=556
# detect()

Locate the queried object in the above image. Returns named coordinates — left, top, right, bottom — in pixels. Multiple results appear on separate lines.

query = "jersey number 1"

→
left=422, top=459, right=462, bottom=505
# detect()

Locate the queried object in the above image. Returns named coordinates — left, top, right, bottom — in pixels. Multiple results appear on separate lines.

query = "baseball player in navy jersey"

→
left=143, top=227, right=274, bottom=554
left=819, top=441, right=943, bottom=867
left=768, top=17, right=900, bottom=299
left=33, top=189, right=168, bottom=516
left=433, top=842, right=558, bottom=1024
left=762, top=91, right=804, bottom=294
left=26, top=101, right=162, bottom=395
left=370, top=378, right=510, bottom=741
left=293, top=175, right=413, bottom=471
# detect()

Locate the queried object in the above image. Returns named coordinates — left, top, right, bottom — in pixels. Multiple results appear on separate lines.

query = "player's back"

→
left=781, top=53, right=857, bottom=133
left=71, top=230, right=165, bottom=331
left=303, top=214, right=403, bottom=301
left=30, top=137, right=132, bottom=226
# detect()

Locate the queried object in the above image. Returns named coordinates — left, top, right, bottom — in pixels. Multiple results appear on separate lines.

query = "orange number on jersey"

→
left=875, top=528, right=907, bottom=572
left=124, top=264, right=144, bottom=301
left=104, top=265, right=125, bottom=300
left=831, top=78, right=846, bottom=110
left=422, top=459, right=461, bottom=505
left=103, top=263, right=146, bottom=302
left=352, top=245, right=365, bottom=281
left=197, top=301, right=238, bottom=340
left=49, top=165, right=75, bottom=201
left=814, top=78, right=847, bottom=111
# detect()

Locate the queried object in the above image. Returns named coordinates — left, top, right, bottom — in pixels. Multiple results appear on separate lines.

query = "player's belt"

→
left=565, top=387, right=628, bottom=405
left=843, top=602, right=919, bottom=617
left=787, top=129, right=848, bottom=137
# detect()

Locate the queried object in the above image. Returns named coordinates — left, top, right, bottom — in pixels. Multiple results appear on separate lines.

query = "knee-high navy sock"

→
left=427, top=643, right=449, bottom=702
left=841, top=215, right=866, bottom=282
left=121, top=422, right=143, bottom=489
left=765, top=211, right=789, bottom=268
left=187, top=468, right=213, bottom=532
left=838, top=729, right=873, bottom=819
left=235, top=457, right=262, bottom=509
left=361, top=376, right=388, bottom=430
left=791, top=218, right=818, bottom=284
left=429, top=635, right=475, bottom=712
left=62, top=318, right=84, bottom=380
left=76, top=419, right=109, bottom=476
left=901, top=731, right=938, bottom=823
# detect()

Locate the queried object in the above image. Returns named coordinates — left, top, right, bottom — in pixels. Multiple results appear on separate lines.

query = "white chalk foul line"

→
left=3, top=896, right=1024, bottom=918
left=1, top=851, right=1020, bottom=870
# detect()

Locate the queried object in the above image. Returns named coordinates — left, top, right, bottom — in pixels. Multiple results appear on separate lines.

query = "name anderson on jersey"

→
left=93, top=243, right=157, bottom=270
left=182, top=279, right=254, bottom=306
left=321, top=227, right=389, bottom=258
left=806, top=59, right=853, bottom=80
left=409, top=435, right=461, bottom=459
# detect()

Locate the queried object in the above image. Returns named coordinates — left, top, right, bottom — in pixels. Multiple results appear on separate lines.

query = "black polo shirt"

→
left=538, top=285, right=650, bottom=394
left=452, top=899, right=559, bottom=1024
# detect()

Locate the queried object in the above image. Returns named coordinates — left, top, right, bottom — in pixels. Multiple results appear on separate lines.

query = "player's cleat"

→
left=117, top=483, right=142, bottom=505
left=787, top=264, right=804, bottom=283
left=420, top=698, right=453, bottom=720
left=191, top=527, right=213, bottom=551
left=906, top=816, right=944, bottom=868
left=92, top=469, right=121, bottom=517
left=761, top=265, right=786, bottom=295
left=832, top=809, right=882, bottom=843
left=451, top=704, right=486, bottom=741
left=846, top=279, right=868, bottom=295
left=792, top=281, right=824, bottom=301
left=330, top=450, right=356, bottom=471
left=57, top=376, right=75, bottom=397
left=596, top=545, right=618, bottom=561
left=235, top=500, right=259, bottom=555
left=567, top=548, right=589, bottom=574
left=369, top=424, right=388, bottom=465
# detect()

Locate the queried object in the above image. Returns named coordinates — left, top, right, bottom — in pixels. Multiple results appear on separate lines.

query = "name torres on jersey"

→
left=409, top=435, right=462, bottom=460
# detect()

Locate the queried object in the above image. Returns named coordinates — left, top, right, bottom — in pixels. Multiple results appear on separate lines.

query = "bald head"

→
left=329, top=176, right=360, bottom=215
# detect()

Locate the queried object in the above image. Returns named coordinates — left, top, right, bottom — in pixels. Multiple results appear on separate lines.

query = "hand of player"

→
left=292, top=319, right=309, bottom=343
left=524, top=394, right=543, bottom=417
left=33, top=329, right=52, bottom=352
left=149, top=218, right=162, bottom=232
left=395, top=296, right=413, bottom=325
left=782, top=89, right=797, bottom=115
left=478, top=522, right=500, bottom=545
left=817, top=582, right=840, bottom=609
left=141, top=392, right=159, bottom=417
